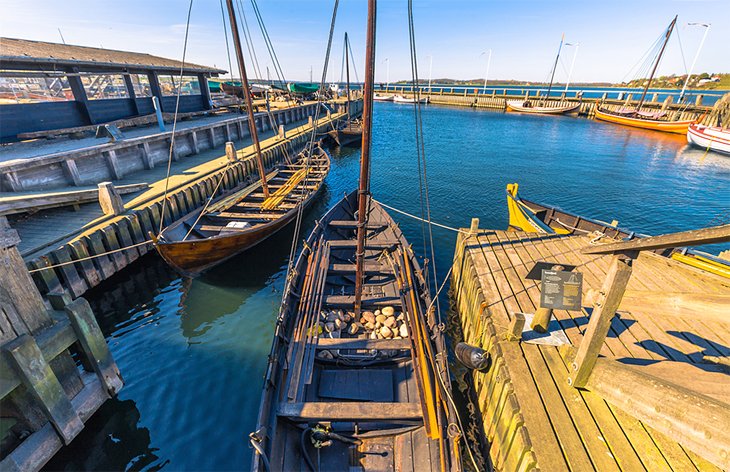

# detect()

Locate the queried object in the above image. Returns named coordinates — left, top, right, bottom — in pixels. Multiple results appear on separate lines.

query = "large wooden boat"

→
left=154, top=146, right=330, bottom=275
left=506, top=182, right=730, bottom=278
left=687, top=123, right=730, bottom=154
left=328, top=119, right=362, bottom=146
left=594, top=107, right=694, bottom=134
left=506, top=99, right=579, bottom=114
left=251, top=192, right=461, bottom=470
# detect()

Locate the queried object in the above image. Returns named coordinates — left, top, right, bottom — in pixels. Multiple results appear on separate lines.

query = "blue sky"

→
left=1, top=0, right=727, bottom=84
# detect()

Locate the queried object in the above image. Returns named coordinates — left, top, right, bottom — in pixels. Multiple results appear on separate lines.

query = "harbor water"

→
left=45, top=102, right=729, bottom=471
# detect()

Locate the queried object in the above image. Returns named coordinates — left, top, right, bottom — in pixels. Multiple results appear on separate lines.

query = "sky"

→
left=1, top=0, right=727, bottom=84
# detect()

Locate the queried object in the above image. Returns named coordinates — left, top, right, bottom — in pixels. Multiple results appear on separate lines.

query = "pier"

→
left=450, top=222, right=730, bottom=470
left=5, top=99, right=361, bottom=300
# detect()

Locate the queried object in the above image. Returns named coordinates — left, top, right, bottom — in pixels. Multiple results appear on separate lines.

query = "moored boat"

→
left=506, top=99, right=579, bottom=114
left=328, top=119, right=363, bottom=146
left=687, top=123, right=730, bottom=154
left=287, top=82, right=320, bottom=95
left=373, top=93, right=394, bottom=101
left=393, top=94, right=428, bottom=104
left=154, top=145, right=330, bottom=275
left=506, top=182, right=730, bottom=278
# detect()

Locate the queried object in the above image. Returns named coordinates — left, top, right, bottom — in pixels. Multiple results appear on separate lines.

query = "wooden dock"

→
left=450, top=226, right=730, bottom=471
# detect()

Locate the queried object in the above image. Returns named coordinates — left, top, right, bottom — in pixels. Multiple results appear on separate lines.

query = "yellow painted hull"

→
left=594, top=108, right=694, bottom=134
left=671, top=253, right=730, bottom=279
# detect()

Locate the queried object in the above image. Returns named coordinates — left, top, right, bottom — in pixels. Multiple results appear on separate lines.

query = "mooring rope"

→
left=373, top=199, right=471, bottom=235
left=158, top=0, right=195, bottom=235
left=27, top=240, right=153, bottom=273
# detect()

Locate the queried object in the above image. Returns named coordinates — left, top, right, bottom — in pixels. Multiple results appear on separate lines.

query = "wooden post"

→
left=531, top=264, right=565, bottom=333
left=97, top=182, right=124, bottom=216
left=507, top=312, right=525, bottom=341
left=225, top=141, right=238, bottom=162
left=469, top=218, right=479, bottom=235
left=695, top=94, right=703, bottom=106
left=278, top=125, right=286, bottom=139
left=66, top=67, right=95, bottom=125
left=661, top=95, right=673, bottom=111
left=568, top=253, right=635, bottom=388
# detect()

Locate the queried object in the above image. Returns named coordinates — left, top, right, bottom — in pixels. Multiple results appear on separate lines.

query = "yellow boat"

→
left=594, top=107, right=695, bottom=135
left=506, top=183, right=730, bottom=278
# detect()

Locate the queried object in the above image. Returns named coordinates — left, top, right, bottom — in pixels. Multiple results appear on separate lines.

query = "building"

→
left=0, top=38, right=225, bottom=142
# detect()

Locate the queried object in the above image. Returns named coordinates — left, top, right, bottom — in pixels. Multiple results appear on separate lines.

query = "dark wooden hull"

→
left=327, top=124, right=363, bottom=146
left=154, top=146, right=330, bottom=276
left=251, top=192, right=462, bottom=471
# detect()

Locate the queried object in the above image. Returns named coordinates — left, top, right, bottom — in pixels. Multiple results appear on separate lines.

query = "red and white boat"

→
left=687, top=124, right=730, bottom=155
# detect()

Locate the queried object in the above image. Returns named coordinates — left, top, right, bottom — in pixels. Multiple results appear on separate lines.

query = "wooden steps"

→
left=277, top=402, right=422, bottom=421
left=317, top=338, right=411, bottom=350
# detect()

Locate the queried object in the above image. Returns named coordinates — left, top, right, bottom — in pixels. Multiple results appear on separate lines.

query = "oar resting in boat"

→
left=152, top=144, right=330, bottom=275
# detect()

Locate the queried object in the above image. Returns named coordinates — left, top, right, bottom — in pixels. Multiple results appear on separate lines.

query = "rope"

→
left=374, top=199, right=471, bottom=235
left=158, top=0, right=195, bottom=235
left=28, top=240, right=153, bottom=273
left=182, top=161, right=234, bottom=241
left=219, top=0, right=234, bottom=87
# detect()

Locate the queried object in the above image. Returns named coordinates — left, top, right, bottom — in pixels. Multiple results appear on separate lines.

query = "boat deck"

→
left=451, top=229, right=730, bottom=471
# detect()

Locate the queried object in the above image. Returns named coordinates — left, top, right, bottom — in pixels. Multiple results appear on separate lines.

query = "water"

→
left=45, top=102, right=730, bottom=471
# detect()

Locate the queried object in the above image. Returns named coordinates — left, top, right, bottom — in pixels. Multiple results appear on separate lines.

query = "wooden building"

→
left=0, top=37, right=225, bottom=142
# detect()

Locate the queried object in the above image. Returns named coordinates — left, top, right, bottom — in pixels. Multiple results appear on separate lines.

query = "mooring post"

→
left=469, top=218, right=479, bottom=236
left=695, top=94, right=703, bottom=106
left=278, top=125, right=286, bottom=139
left=225, top=141, right=238, bottom=162
left=569, top=253, right=635, bottom=388
left=152, top=96, right=165, bottom=132
left=97, top=181, right=124, bottom=216
left=507, top=312, right=526, bottom=341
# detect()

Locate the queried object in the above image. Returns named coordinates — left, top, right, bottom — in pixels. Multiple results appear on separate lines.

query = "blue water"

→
left=44, top=102, right=730, bottom=471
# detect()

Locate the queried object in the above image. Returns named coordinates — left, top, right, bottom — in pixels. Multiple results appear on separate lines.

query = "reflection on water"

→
left=44, top=103, right=729, bottom=471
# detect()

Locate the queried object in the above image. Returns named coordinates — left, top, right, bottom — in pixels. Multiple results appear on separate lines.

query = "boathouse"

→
left=0, top=38, right=225, bottom=142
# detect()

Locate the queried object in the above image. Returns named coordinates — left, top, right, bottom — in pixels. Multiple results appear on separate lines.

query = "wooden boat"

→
left=251, top=192, right=461, bottom=470
left=595, top=16, right=697, bottom=134
left=154, top=145, right=330, bottom=275
left=251, top=2, right=462, bottom=469
left=506, top=99, right=579, bottom=114
left=393, top=94, right=428, bottom=104
left=507, top=34, right=581, bottom=115
left=687, top=123, right=730, bottom=154
left=328, top=119, right=362, bottom=146
left=287, top=82, right=320, bottom=95
left=594, top=107, right=694, bottom=134
left=373, top=93, right=394, bottom=102
left=506, top=182, right=730, bottom=278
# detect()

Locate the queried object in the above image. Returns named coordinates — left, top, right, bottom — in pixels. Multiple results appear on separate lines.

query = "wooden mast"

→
left=225, top=0, right=269, bottom=198
left=637, top=15, right=677, bottom=111
left=544, top=33, right=564, bottom=102
left=345, top=32, right=352, bottom=122
left=354, top=0, right=377, bottom=315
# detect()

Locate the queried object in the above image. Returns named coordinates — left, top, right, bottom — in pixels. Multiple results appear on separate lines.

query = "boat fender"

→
left=455, top=342, right=491, bottom=372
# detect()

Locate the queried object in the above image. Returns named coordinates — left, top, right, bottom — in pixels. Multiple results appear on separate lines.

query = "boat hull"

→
left=595, top=107, right=694, bottom=134
left=393, top=95, right=428, bottom=104
left=506, top=100, right=580, bottom=114
left=687, top=124, right=730, bottom=155
left=373, top=94, right=394, bottom=102
left=327, top=127, right=362, bottom=146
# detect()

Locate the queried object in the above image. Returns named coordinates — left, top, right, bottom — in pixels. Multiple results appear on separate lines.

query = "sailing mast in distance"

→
left=544, top=33, right=565, bottom=102
left=345, top=32, right=352, bottom=121
left=637, top=15, right=678, bottom=111
left=354, top=0, right=377, bottom=315
left=225, top=0, right=270, bottom=198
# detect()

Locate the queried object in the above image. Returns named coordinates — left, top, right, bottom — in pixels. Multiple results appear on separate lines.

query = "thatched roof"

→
left=0, top=37, right=225, bottom=74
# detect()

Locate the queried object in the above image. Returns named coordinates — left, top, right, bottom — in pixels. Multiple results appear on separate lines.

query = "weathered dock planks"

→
left=451, top=226, right=730, bottom=471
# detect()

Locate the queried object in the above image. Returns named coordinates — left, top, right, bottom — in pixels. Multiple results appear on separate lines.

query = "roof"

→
left=0, top=37, right=226, bottom=74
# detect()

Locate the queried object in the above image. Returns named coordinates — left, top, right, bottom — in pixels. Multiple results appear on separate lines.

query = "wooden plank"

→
left=277, top=402, right=422, bottom=421
left=328, top=263, right=383, bottom=274
left=317, top=338, right=411, bottom=350
left=0, top=183, right=148, bottom=216
left=324, top=294, right=401, bottom=307
left=582, top=225, right=730, bottom=254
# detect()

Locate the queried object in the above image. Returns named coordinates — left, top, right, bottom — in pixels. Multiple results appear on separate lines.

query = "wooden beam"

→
left=586, top=358, right=730, bottom=470
left=569, top=254, right=634, bottom=388
left=317, top=338, right=411, bottom=350
left=586, top=289, right=730, bottom=322
left=582, top=224, right=730, bottom=254
left=277, top=402, right=422, bottom=421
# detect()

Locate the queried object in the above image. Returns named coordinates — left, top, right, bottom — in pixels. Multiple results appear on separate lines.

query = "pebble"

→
left=325, top=322, right=336, bottom=333
left=370, top=331, right=378, bottom=340
left=319, top=350, right=334, bottom=360
left=374, top=309, right=382, bottom=317
left=380, top=326, right=393, bottom=338
left=334, top=319, right=343, bottom=330
left=343, top=312, right=353, bottom=323
left=375, top=314, right=387, bottom=324
left=384, top=316, right=396, bottom=328
left=362, top=311, right=376, bottom=324
left=397, top=313, right=405, bottom=321
left=399, top=323, right=409, bottom=338
left=348, top=323, right=360, bottom=335
left=365, top=321, right=375, bottom=330
left=382, top=306, right=395, bottom=317
left=326, top=312, right=339, bottom=323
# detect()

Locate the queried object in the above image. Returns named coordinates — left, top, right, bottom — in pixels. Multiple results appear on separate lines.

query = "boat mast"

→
left=345, top=32, right=351, bottom=122
left=225, top=0, right=269, bottom=198
left=544, top=33, right=565, bottom=101
left=637, top=15, right=677, bottom=111
left=354, top=0, right=377, bottom=315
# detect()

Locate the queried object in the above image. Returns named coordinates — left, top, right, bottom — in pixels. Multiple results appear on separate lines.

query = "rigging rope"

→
left=27, top=240, right=153, bottom=273
left=218, top=0, right=235, bottom=88
left=374, top=200, right=471, bottom=234
left=158, top=0, right=195, bottom=235
left=250, top=0, right=288, bottom=87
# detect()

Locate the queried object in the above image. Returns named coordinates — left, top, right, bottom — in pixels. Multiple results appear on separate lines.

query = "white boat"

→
left=687, top=124, right=730, bottom=155
left=393, top=94, right=429, bottom=104
left=506, top=99, right=580, bottom=115
left=373, top=93, right=394, bottom=101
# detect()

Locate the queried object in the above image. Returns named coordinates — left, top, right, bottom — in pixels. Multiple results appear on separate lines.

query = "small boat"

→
left=328, top=118, right=362, bottom=146
left=373, top=93, right=394, bottom=101
left=154, top=145, right=330, bottom=275
left=393, top=94, right=429, bottom=104
left=507, top=34, right=580, bottom=115
left=595, top=16, right=696, bottom=134
left=252, top=2, right=462, bottom=469
left=506, top=99, right=579, bottom=114
left=687, top=124, right=730, bottom=155
left=287, top=82, right=320, bottom=95
left=506, top=182, right=730, bottom=278
left=220, top=82, right=270, bottom=97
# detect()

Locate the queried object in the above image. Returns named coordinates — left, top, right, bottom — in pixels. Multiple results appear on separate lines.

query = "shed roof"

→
left=0, top=37, right=226, bottom=74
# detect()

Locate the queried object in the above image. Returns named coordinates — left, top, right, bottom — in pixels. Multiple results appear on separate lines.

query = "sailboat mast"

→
left=345, top=32, right=352, bottom=121
left=637, top=15, right=677, bottom=111
left=225, top=0, right=269, bottom=198
left=354, top=0, right=377, bottom=315
left=544, top=33, right=565, bottom=100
